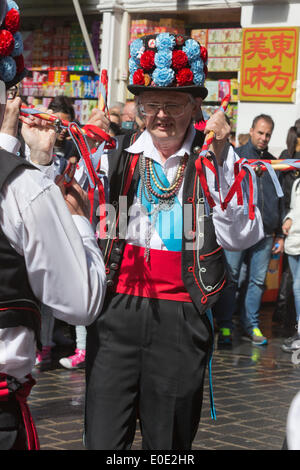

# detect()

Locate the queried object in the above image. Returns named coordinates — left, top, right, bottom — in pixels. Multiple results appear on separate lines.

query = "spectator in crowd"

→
left=281, top=164, right=300, bottom=352
left=49, top=96, right=80, bottom=167
left=273, top=119, right=300, bottom=329
left=108, top=102, right=124, bottom=127
left=121, top=99, right=145, bottom=132
left=238, top=133, right=250, bottom=146
left=213, top=114, right=284, bottom=346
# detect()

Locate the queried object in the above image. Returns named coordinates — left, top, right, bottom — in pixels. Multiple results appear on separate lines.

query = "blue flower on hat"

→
left=154, top=50, right=172, bottom=69
left=7, top=1, right=19, bottom=11
left=130, top=38, right=144, bottom=63
left=129, top=57, right=139, bottom=74
left=155, top=33, right=175, bottom=51
left=191, top=67, right=205, bottom=85
left=191, top=60, right=205, bottom=85
left=152, top=67, right=174, bottom=87
left=0, top=56, right=16, bottom=82
left=12, top=31, right=23, bottom=56
left=183, top=39, right=200, bottom=63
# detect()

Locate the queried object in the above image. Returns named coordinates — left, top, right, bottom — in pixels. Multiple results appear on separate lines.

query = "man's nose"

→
left=156, top=105, right=168, bottom=117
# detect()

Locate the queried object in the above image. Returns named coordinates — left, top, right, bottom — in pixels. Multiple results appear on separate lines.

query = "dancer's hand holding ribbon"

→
left=0, top=95, right=21, bottom=138
left=55, top=176, right=91, bottom=220
left=204, top=109, right=231, bottom=165
left=21, top=106, right=57, bottom=165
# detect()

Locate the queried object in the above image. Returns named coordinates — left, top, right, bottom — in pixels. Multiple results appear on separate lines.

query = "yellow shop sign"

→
left=240, top=27, right=299, bottom=102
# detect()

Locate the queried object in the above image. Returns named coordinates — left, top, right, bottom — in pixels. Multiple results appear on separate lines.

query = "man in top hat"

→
left=0, top=0, right=107, bottom=450
left=84, top=33, right=264, bottom=450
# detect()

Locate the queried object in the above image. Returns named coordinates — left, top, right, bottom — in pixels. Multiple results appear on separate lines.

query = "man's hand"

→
left=273, top=237, right=284, bottom=254
left=21, top=106, right=56, bottom=165
left=55, top=176, right=91, bottom=219
left=282, top=218, right=292, bottom=236
left=0, top=96, right=21, bottom=137
left=86, top=108, right=110, bottom=133
left=205, top=110, right=231, bottom=164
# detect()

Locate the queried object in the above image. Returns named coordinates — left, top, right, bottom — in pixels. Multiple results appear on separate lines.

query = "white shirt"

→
left=0, top=133, right=106, bottom=381
left=124, top=127, right=264, bottom=251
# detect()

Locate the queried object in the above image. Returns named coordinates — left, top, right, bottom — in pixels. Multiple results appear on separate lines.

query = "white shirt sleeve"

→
left=1, top=167, right=107, bottom=326
left=209, top=145, right=264, bottom=251
left=0, top=132, right=21, bottom=154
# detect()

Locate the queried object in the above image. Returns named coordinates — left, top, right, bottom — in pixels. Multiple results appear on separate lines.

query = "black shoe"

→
left=281, top=332, right=300, bottom=353
left=217, top=328, right=232, bottom=347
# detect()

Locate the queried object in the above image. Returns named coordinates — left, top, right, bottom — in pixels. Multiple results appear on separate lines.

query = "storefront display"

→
left=19, top=16, right=101, bottom=122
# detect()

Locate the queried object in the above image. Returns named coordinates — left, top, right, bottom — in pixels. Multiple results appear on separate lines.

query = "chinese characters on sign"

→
left=240, top=28, right=299, bottom=102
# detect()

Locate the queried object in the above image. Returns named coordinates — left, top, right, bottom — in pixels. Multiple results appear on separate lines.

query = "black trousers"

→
left=0, top=396, right=27, bottom=450
left=85, top=293, right=213, bottom=450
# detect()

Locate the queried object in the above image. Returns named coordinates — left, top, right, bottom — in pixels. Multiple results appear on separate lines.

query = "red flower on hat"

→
left=200, top=46, right=208, bottom=63
left=0, top=30, right=15, bottom=57
left=4, top=9, right=20, bottom=35
left=133, top=69, right=145, bottom=85
left=172, top=50, right=188, bottom=70
left=176, top=68, right=194, bottom=86
left=14, top=54, right=24, bottom=74
left=140, top=50, right=155, bottom=71
left=203, top=64, right=208, bottom=78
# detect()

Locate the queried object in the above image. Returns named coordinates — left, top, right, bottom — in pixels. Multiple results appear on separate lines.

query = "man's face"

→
left=53, top=111, right=72, bottom=142
left=121, top=102, right=136, bottom=122
left=139, top=90, right=196, bottom=143
left=250, top=119, right=273, bottom=150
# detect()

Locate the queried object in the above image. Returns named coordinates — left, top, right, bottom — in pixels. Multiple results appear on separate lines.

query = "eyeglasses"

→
left=138, top=99, right=193, bottom=118
left=7, top=86, right=18, bottom=100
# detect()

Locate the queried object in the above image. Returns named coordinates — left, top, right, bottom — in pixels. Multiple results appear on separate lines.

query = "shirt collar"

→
left=126, top=124, right=196, bottom=165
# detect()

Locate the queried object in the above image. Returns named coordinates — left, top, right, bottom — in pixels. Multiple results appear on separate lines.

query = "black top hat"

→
left=127, top=33, right=208, bottom=99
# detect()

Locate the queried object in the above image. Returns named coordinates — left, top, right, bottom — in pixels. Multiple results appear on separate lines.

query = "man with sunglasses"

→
left=84, top=33, right=264, bottom=450
left=0, top=1, right=107, bottom=450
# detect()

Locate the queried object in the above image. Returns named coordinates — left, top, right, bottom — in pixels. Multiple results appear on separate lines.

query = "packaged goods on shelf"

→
left=73, top=99, right=98, bottom=124
left=208, top=28, right=242, bottom=43
left=23, top=20, right=99, bottom=71
left=191, top=29, right=207, bottom=47
left=205, top=80, right=219, bottom=102
left=130, top=19, right=185, bottom=42
left=230, top=79, right=239, bottom=102
left=206, top=28, right=242, bottom=72
left=226, top=103, right=238, bottom=131
left=19, top=72, right=99, bottom=100
left=218, top=79, right=231, bottom=101
left=208, top=56, right=240, bottom=72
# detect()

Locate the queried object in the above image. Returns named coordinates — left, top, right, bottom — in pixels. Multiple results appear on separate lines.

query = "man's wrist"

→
left=30, top=150, right=53, bottom=166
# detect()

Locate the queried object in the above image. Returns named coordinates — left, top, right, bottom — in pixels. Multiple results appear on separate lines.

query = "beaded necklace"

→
left=138, top=153, right=188, bottom=260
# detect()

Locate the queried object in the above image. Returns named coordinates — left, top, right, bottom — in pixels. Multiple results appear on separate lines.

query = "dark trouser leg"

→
left=139, top=300, right=212, bottom=450
left=85, top=293, right=146, bottom=450
left=85, top=294, right=212, bottom=450
left=0, top=396, right=27, bottom=450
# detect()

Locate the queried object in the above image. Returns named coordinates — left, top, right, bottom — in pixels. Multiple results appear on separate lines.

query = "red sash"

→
left=114, top=243, right=192, bottom=302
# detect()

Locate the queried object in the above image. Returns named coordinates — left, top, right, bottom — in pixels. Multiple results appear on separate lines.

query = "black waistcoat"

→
left=0, top=149, right=41, bottom=345
left=99, top=131, right=226, bottom=314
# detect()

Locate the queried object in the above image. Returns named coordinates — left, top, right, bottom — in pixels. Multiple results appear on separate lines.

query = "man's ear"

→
left=0, top=2, right=6, bottom=25
left=0, top=81, right=6, bottom=129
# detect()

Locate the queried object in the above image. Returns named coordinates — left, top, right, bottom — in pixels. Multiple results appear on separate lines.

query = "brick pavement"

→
left=29, top=305, right=300, bottom=450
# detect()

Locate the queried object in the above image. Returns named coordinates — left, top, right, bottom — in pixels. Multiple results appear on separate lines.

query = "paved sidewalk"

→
left=29, top=305, right=300, bottom=450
